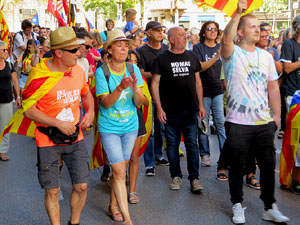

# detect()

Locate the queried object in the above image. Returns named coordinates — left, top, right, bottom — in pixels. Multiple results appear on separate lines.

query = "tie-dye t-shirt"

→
left=223, top=45, right=278, bottom=125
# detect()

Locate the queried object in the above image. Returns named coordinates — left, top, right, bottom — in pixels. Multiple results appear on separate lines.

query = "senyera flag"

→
left=47, top=0, right=66, bottom=27
left=0, top=58, right=67, bottom=144
left=0, top=6, right=9, bottom=46
left=280, top=91, right=300, bottom=189
left=197, top=0, right=264, bottom=17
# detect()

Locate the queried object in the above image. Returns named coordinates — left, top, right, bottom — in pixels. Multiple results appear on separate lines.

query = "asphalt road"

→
left=0, top=129, right=299, bottom=225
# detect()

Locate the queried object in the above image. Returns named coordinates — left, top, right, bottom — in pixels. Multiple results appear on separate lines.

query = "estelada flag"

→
left=28, top=13, right=39, bottom=26
left=0, top=58, right=68, bottom=144
left=89, top=76, right=152, bottom=169
left=85, top=16, right=95, bottom=32
left=0, top=8, right=9, bottom=46
left=280, top=91, right=300, bottom=188
left=197, top=0, right=264, bottom=17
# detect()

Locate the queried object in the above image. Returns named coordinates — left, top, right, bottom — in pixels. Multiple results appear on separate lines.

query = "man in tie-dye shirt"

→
left=221, top=0, right=289, bottom=224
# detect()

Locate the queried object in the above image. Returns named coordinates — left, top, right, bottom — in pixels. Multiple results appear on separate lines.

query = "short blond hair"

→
left=125, top=8, right=137, bottom=22
left=237, top=13, right=257, bottom=30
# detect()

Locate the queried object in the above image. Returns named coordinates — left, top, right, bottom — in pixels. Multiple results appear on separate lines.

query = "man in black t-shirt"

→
left=137, top=21, right=169, bottom=176
left=280, top=14, right=300, bottom=195
left=151, top=26, right=206, bottom=193
left=281, top=14, right=300, bottom=106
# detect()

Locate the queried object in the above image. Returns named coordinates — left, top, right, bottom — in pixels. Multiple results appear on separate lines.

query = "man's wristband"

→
left=17, top=96, right=21, bottom=99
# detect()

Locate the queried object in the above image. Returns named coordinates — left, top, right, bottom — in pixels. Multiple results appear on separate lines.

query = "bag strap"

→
left=101, top=62, right=134, bottom=94
left=101, top=62, right=111, bottom=93
left=125, top=62, right=134, bottom=75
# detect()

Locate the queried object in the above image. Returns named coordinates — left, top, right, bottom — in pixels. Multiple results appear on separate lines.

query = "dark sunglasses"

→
left=81, top=44, right=92, bottom=50
left=0, top=49, right=8, bottom=52
left=206, top=27, right=218, bottom=32
left=60, top=47, right=80, bottom=54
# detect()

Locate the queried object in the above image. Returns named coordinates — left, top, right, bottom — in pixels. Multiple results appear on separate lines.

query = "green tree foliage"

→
left=83, top=0, right=135, bottom=21
left=261, top=0, right=288, bottom=13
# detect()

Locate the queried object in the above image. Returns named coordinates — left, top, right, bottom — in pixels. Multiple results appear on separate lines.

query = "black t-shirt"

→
left=0, top=61, right=15, bottom=103
left=138, top=43, right=169, bottom=72
left=152, top=50, right=201, bottom=114
left=193, top=42, right=223, bottom=97
left=280, top=38, right=300, bottom=96
left=43, top=51, right=53, bottom=58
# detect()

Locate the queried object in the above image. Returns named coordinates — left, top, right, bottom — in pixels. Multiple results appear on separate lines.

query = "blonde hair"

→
left=125, top=8, right=137, bottom=22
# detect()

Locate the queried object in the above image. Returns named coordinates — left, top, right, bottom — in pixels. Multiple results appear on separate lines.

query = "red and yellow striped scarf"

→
left=0, top=58, right=67, bottom=143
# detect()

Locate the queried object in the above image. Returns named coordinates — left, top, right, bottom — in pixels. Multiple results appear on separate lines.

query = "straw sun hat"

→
left=50, top=26, right=85, bottom=49
left=104, top=29, right=133, bottom=51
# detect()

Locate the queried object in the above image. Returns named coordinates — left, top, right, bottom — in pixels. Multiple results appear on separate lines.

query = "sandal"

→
left=128, top=192, right=139, bottom=204
left=0, top=154, right=9, bottom=161
left=277, top=130, right=284, bottom=139
left=108, top=206, right=123, bottom=222
left=245, top=175, right=261, bottom=190
left=216, top=170, right=228, bottom=181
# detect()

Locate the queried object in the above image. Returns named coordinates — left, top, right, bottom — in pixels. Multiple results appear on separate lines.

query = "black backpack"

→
left=101, top=62, right=134, bottom=93
left=13, top=31, right=36, bottom=50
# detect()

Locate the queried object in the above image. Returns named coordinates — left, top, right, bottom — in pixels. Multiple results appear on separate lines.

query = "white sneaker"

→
left=201, top=155, right=211, bottom=167
left=232, top=203, right=246, bottom=224
left=262, top=203, right=289, bottom=223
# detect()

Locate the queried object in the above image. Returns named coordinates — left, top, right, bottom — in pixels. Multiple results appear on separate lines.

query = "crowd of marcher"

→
left=1, top=0, right=300, bottom=224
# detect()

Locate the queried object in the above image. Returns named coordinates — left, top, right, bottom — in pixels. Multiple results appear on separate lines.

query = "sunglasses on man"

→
left=81, top=44, right=93, bottom=50
left=60, top=47, right=80, bottom=54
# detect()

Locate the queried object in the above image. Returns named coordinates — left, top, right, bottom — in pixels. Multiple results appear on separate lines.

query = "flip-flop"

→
left=216, top=172, right=228, bottom=181
left=0, top=155, right=9, bottom=161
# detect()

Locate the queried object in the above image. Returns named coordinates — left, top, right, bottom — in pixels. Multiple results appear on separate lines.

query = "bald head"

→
left=168, top=26, right=184, bottom=40
left=168, top=26, right=187, bottom=52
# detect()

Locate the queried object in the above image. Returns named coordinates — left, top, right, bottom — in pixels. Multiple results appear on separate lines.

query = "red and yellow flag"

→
left=197, top=0, right=264, bottom=18
left=67, top=1, right=76, bottom=27
left=280, top=91, right=300, bottom=188
left=139, top=77, right=152, bottom=156
left=0, top=7, right=9, bottom=45
left=89, top=77, right=105, bottom=169
left=0, top=58, right=66, bottom=144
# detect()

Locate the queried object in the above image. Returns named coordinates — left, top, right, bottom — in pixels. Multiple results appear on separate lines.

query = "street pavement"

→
left=0, top=128, right=300, bottom=225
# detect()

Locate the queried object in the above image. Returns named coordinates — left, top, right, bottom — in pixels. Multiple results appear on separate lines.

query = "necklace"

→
left=109, top=62, right=125, bottom=74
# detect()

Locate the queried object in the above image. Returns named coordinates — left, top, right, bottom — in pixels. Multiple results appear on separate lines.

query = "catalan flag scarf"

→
left=0, top=58, right=66, bottom=143
left=280, top=90, right=300, bottom=188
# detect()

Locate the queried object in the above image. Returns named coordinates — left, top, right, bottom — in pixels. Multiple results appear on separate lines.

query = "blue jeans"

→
left=165, top=111, right=199, bottom=181
left=143, top=102, right=164, bottom=168
left=100, top=130, right=138, bottom=164
left=198, top=94, right=226, bottom=157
